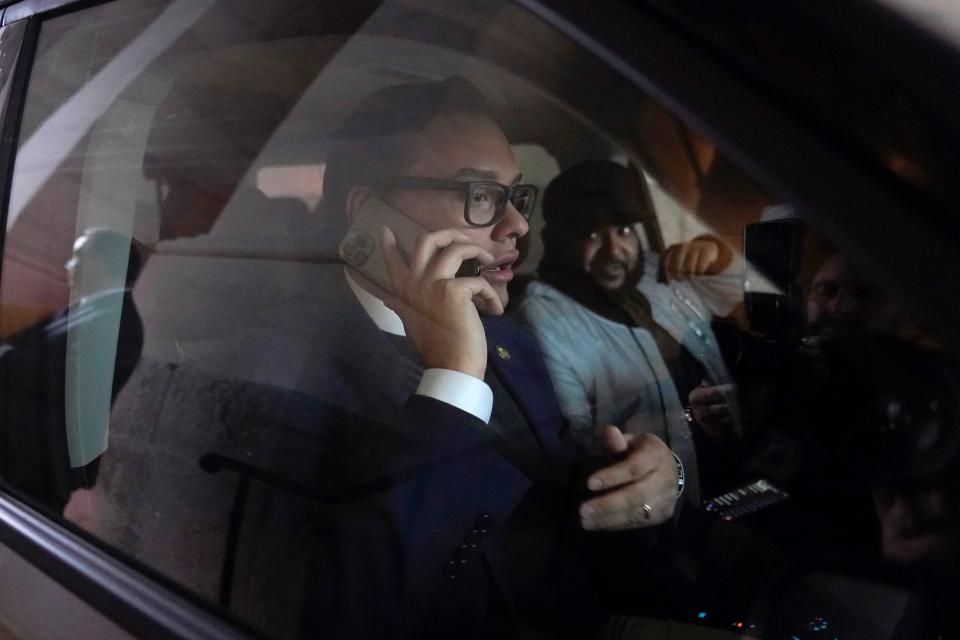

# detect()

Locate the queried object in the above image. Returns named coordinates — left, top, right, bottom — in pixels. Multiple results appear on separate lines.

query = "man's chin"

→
left=592, top=274, right=625, bottom=291
left=591, top=264, right=641, bottom=292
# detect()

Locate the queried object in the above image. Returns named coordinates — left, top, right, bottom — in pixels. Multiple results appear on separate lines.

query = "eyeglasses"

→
left=385, top=176, right=538, bottom=227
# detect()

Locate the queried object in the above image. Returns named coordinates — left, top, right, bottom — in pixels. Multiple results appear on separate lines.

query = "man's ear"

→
left=345, top=187, right=373, bottom=226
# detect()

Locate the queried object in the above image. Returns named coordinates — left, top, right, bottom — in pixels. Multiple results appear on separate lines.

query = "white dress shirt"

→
left=345, top=269, right=493, bottom=423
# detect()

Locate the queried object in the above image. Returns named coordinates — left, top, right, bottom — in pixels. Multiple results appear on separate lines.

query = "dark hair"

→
left=539, top=161, right=653, bottom=269
left=541, top=161, right=650, bottom=228
left=322, top=76, right=494, bottom=217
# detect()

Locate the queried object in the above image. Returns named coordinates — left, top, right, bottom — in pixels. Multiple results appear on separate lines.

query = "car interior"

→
left=0, top=0, right=956, bottom=638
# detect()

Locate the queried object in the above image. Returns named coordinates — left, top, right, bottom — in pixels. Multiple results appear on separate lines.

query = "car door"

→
left=0, top=0, right=956, bottom=638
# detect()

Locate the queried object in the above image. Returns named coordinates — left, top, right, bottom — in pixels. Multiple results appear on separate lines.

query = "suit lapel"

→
left=482, top=315, right=567, bottom=464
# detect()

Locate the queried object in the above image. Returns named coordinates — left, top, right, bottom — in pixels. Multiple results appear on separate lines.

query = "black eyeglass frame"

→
left=384, top=176, right=538, bottom=227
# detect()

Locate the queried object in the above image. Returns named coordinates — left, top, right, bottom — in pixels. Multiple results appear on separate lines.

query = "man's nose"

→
left=491, top=201, right=529, bottom=241
left=604, top=230, right=628, bottom=260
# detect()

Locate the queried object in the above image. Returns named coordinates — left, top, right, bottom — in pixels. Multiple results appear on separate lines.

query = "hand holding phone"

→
left=339, top=196, right=482, bottom=292
left=340, top=197, right=500, bottom=379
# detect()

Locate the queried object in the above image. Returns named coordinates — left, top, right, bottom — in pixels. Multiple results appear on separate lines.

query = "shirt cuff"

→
left=415, top=368, right=493, bottom=424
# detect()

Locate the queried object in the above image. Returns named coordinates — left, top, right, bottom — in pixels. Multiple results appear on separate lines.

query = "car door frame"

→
left=0, top=0, right=957, bottom=637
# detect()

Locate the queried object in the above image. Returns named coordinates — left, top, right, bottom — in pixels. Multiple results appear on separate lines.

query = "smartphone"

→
left=703, top=478, right=789, bottom=521
left=338, top=196, right=481, bottom=292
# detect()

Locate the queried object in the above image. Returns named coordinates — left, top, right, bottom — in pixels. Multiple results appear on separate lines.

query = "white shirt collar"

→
left=344, top=267, right=406, bottom=336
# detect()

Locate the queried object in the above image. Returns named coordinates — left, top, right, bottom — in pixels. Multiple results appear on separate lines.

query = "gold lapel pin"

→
left=495, top=346, right=511, bottom=360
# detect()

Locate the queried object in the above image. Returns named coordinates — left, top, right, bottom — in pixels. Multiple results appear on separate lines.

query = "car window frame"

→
left=0, top=0, right=957, bottom=637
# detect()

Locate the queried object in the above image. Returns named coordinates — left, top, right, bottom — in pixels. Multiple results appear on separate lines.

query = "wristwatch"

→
left=672, top=451, right=686, bottom=498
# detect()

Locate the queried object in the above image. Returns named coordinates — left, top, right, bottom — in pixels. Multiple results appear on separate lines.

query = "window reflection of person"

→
left=515, top=161, right=741, bottom=502
left=873, top=474, right=960, bottom=634
left=806, top=255, right=960, bottom=630
left=805, top=253, right=903, bottom=341
left=1, top=228, right=143, bottom=516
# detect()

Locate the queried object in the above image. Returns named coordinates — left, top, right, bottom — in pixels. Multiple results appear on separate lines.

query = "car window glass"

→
left=0, top=0, right=954, bottom=638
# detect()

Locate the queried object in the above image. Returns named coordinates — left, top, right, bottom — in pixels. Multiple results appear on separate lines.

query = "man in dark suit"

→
left=301, top=77, right=688, bottom=638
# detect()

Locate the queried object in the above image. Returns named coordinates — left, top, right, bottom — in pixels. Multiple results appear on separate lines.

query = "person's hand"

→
left=379, top=226, right=499, bottom=380
left=661, top=235, right=732, bottom=281
left=579, top=427, right=678, bottom=530
left=689, top=380, right=737, bottom=441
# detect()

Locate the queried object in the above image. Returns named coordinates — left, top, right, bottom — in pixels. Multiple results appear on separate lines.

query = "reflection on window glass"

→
left=256, top=164, right=326, bottom=211
left=0, top=0, right=956, bottom=638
